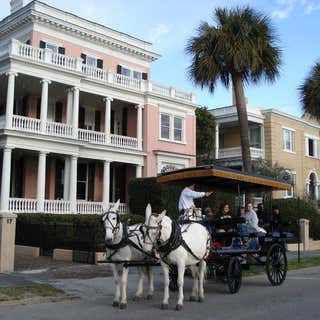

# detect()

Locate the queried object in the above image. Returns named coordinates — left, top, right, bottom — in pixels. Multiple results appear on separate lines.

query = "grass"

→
left=242, top=256, right=320, bottom=277
left=0, top=284, right=65, bottom=302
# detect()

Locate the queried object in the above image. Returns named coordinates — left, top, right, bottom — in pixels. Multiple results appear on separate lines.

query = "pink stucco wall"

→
left=143, top=105, right=196, bottom=177
left=31, top=31, right=150, bottom=76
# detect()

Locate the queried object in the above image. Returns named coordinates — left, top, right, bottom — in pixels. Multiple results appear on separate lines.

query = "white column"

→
left=102, top=160, right=110, bottom=210
left=63, top=157, right=70, bottom=200
left=72, top=87, right=80, bottom=139
left=40, top=79, right=51, bottom=132
left=0, top=147, right=13, bottom=212
left=136, top=164, right=142, bottom=178
left=69, top=155, right=78, bottom=213
left=37, top=151, right=47, bottom=212
left=260, top=124, right=265, bottom=158
left=215, top=123, right=220, bottom=159
left=66, top=89, right=73, bottom=126
left=5, top=72, right=17, bottom=129
left=104, top=97, right=113, bottom=143
left=136, top=104, right=143, bottom=150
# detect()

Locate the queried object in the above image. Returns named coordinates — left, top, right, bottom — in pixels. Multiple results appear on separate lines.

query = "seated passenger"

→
left=241, top=202, right=266, bottom=234
left=219, top=203, right=232, bottom=219
left=257, top=203, right=271, bottom=230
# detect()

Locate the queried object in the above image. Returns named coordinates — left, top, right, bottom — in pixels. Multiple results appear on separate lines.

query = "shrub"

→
left=265, top=198, right=320, bottom=240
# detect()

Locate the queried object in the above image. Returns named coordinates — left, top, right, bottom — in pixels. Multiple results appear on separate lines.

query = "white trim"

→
left=156, top=153, right=190, bottom=174
left=159, top=112, right=185, bottom=143
left=282, top=125, right=296, bottom=132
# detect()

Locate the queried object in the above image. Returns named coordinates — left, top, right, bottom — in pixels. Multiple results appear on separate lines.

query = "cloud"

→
left=148, top=23, right=170, bottom=43
left=272, top=0, right=320, bottom=19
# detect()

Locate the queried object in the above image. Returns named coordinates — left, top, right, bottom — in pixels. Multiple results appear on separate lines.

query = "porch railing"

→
left=109, top=202, right=129, bottom=214
left=12, top=115, right=41, bottom=133
left=78, top=129, right=106, bottom=144
left=9, top=198, right=38, bottom=213
left=82, top=64, right=108, bottom=81
left=218, top=146, right=264, bottom=159
left=113, top=73, right=142, bottom=90
left=44, top=200, right=71, bottom=214
left=77, top=201, right=104, bottom=214
left=110, top=134, right=138, bottom=149
left=46, top=121, right=73, bottom=137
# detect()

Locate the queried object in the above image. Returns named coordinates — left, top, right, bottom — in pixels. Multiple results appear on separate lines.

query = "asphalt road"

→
left=1, top=266, right=320, bottom=320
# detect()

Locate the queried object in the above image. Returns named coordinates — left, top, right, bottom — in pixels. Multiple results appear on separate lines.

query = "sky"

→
left=1, top=0, right=320, bottom=116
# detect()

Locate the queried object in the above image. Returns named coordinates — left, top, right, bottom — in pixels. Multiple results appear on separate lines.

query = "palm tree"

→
left=299, top=62, right=320, bottom=119
left=186, top=7, right=281, bottom=172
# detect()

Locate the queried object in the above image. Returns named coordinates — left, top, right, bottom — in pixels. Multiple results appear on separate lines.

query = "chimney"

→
left=10, top=0, right=32, bottom=14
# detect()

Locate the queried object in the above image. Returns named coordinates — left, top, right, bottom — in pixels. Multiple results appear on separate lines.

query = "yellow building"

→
left=210, top=106, right=320, bottom=201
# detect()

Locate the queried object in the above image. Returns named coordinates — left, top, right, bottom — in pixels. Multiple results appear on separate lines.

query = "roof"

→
left=157, top=165, right=291, bottom=193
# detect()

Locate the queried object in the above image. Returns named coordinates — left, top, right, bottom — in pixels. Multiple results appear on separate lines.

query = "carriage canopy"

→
left=156, top=165, right=292, bottom=193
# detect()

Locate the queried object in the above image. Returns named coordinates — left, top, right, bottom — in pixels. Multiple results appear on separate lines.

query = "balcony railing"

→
left=218, top=146, right=264, bottom=159
left=78, top=129, right=106, bottom=144
left=12, top=115, right=41, bottom=133
left=46, top=121, right=73, bottom=137
left=110, top=134, right=138, bottom=149
left=9, top=39, right=195, bottom=103
left=8, top=198, right=129, bottom=214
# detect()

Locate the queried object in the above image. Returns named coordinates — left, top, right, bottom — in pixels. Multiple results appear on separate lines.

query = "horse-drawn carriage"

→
left=102, top=165, right=293, bottom=310
left=156, top=165, right=294, bottom=295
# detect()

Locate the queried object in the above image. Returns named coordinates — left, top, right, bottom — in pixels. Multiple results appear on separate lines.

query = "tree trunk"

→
left=232, top=74, right=252, bottom=172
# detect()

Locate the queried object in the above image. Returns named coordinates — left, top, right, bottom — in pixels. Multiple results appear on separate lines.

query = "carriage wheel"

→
left=169, top=265, right=178, bottom=292
left=226, top=257, right=242, bottom=294
left=266, top=243, right=287, bottom=286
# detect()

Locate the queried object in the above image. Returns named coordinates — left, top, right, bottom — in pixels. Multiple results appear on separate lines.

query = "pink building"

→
left=0, top=0, right=196, bottom=214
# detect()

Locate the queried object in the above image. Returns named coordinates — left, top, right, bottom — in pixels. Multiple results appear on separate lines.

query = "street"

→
left=0, top=266, right=319, bottom=320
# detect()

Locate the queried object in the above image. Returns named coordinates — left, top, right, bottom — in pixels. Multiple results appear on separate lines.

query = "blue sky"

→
left=2, top=0, right=320, bottom=115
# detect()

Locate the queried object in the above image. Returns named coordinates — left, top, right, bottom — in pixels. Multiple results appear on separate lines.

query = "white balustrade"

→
left=44, top=200, right=71, bottom=214
left=218, top=146, right=264, bottom=159
left=51, top=52, right=77, bottom=70
left=113, top=73, right=141, bottom=90
left=9, top=198, right=38, bottom=213
left=175, top=89, right=192, bottom=101
left=13, top=40, right=45, bottom=62
left=78, top=129, right=106, bottom=144
left=110, top=134, right=138, bottom=149
left=82, top=65, right=107, bottom=81
left=151, top=82, right=170, bottom=96
left=77, top=201, right=104, bottom=214
left=46, top=121, right=73, bottom=137
left=12, top=115, right=41, bottom=132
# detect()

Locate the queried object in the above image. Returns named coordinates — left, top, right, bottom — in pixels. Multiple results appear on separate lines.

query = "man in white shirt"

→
left=241, top=202, right=266, bottom=234
left=178, top=183, right=213, bottom=213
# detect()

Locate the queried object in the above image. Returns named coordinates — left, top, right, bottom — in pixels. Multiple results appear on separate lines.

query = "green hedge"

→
left=265, top=198, right=320, bottom=240
left=15, top=213, right=144, bottom=254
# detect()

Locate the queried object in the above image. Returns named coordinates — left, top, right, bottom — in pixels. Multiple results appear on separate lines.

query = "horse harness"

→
left=156, top=220, right=209, bottom=264
left=102, top=211, right=157, bottom=261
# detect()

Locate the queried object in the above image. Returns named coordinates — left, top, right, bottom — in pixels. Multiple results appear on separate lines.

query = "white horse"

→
left=144, top=211, right=211, bottom=310
left=102, top=200, right=159, bottom=309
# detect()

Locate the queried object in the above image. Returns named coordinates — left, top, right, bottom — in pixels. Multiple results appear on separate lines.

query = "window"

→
left=161, top=114, right=170, bottom=139
left=305, top=136, right=319, bottom=158
left=249, top=126, right=261, bottom=148
left=86, top=55, right=97, bottom=67
left=46, top=42, right=58, bottom=52
left=160, top=113, right=185, bottom=142
left=133, top=71, right=142, bottom=80
left=121, top=67, right=131, bottom=77
left=284, top=171, right=296, bottom=198
left=174, top=117, right=183, bottom=141
left=283, top=128, right=294, bottom=152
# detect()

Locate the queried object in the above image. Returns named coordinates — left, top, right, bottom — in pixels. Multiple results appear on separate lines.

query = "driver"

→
left=178, top=183, right=213, bottom=215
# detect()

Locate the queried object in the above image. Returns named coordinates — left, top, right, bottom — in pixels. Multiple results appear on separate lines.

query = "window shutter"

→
left=97, top=59, right=103, bottom=69
left=58, top=46, right=65, bottom=55
left=26, top=40, right=31, bottom=45
left=142, top=72, right=148, bottom=80
left=39, top=40, right=46, bottom=49
left=55, top=101, right=63, bottom=123
left=117, top=65, right=122, bottom=74
left=81, top=53, right=87, bottom=64
left=94, top=110, right=101, bottom=132
left=305, top=137, right=309, bottom=156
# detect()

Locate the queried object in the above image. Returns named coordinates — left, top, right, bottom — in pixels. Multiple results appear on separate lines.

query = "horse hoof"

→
left=175, top=304, right=183, bottom=311
left=161, top=303, right=168, bottom=310
left=146, top=294, right=153, bottom=300
left=133, top=295, right=142, bottom=302
left=189, top=295, right=197, bottom=302
left=198, top=297, right=204, bottom=303
left=112, top=301, right=119, bottom=307
left=120, top=303, right=127, bottom=309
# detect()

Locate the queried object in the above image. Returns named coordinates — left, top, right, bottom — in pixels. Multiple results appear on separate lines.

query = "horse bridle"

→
left=141, top=213, right=162, bottom=246
left=102, top=210, right=121, bottom=238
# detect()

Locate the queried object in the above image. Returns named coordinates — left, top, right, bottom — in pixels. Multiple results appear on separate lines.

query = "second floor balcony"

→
left=2, top=39, right=195, bottom=103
